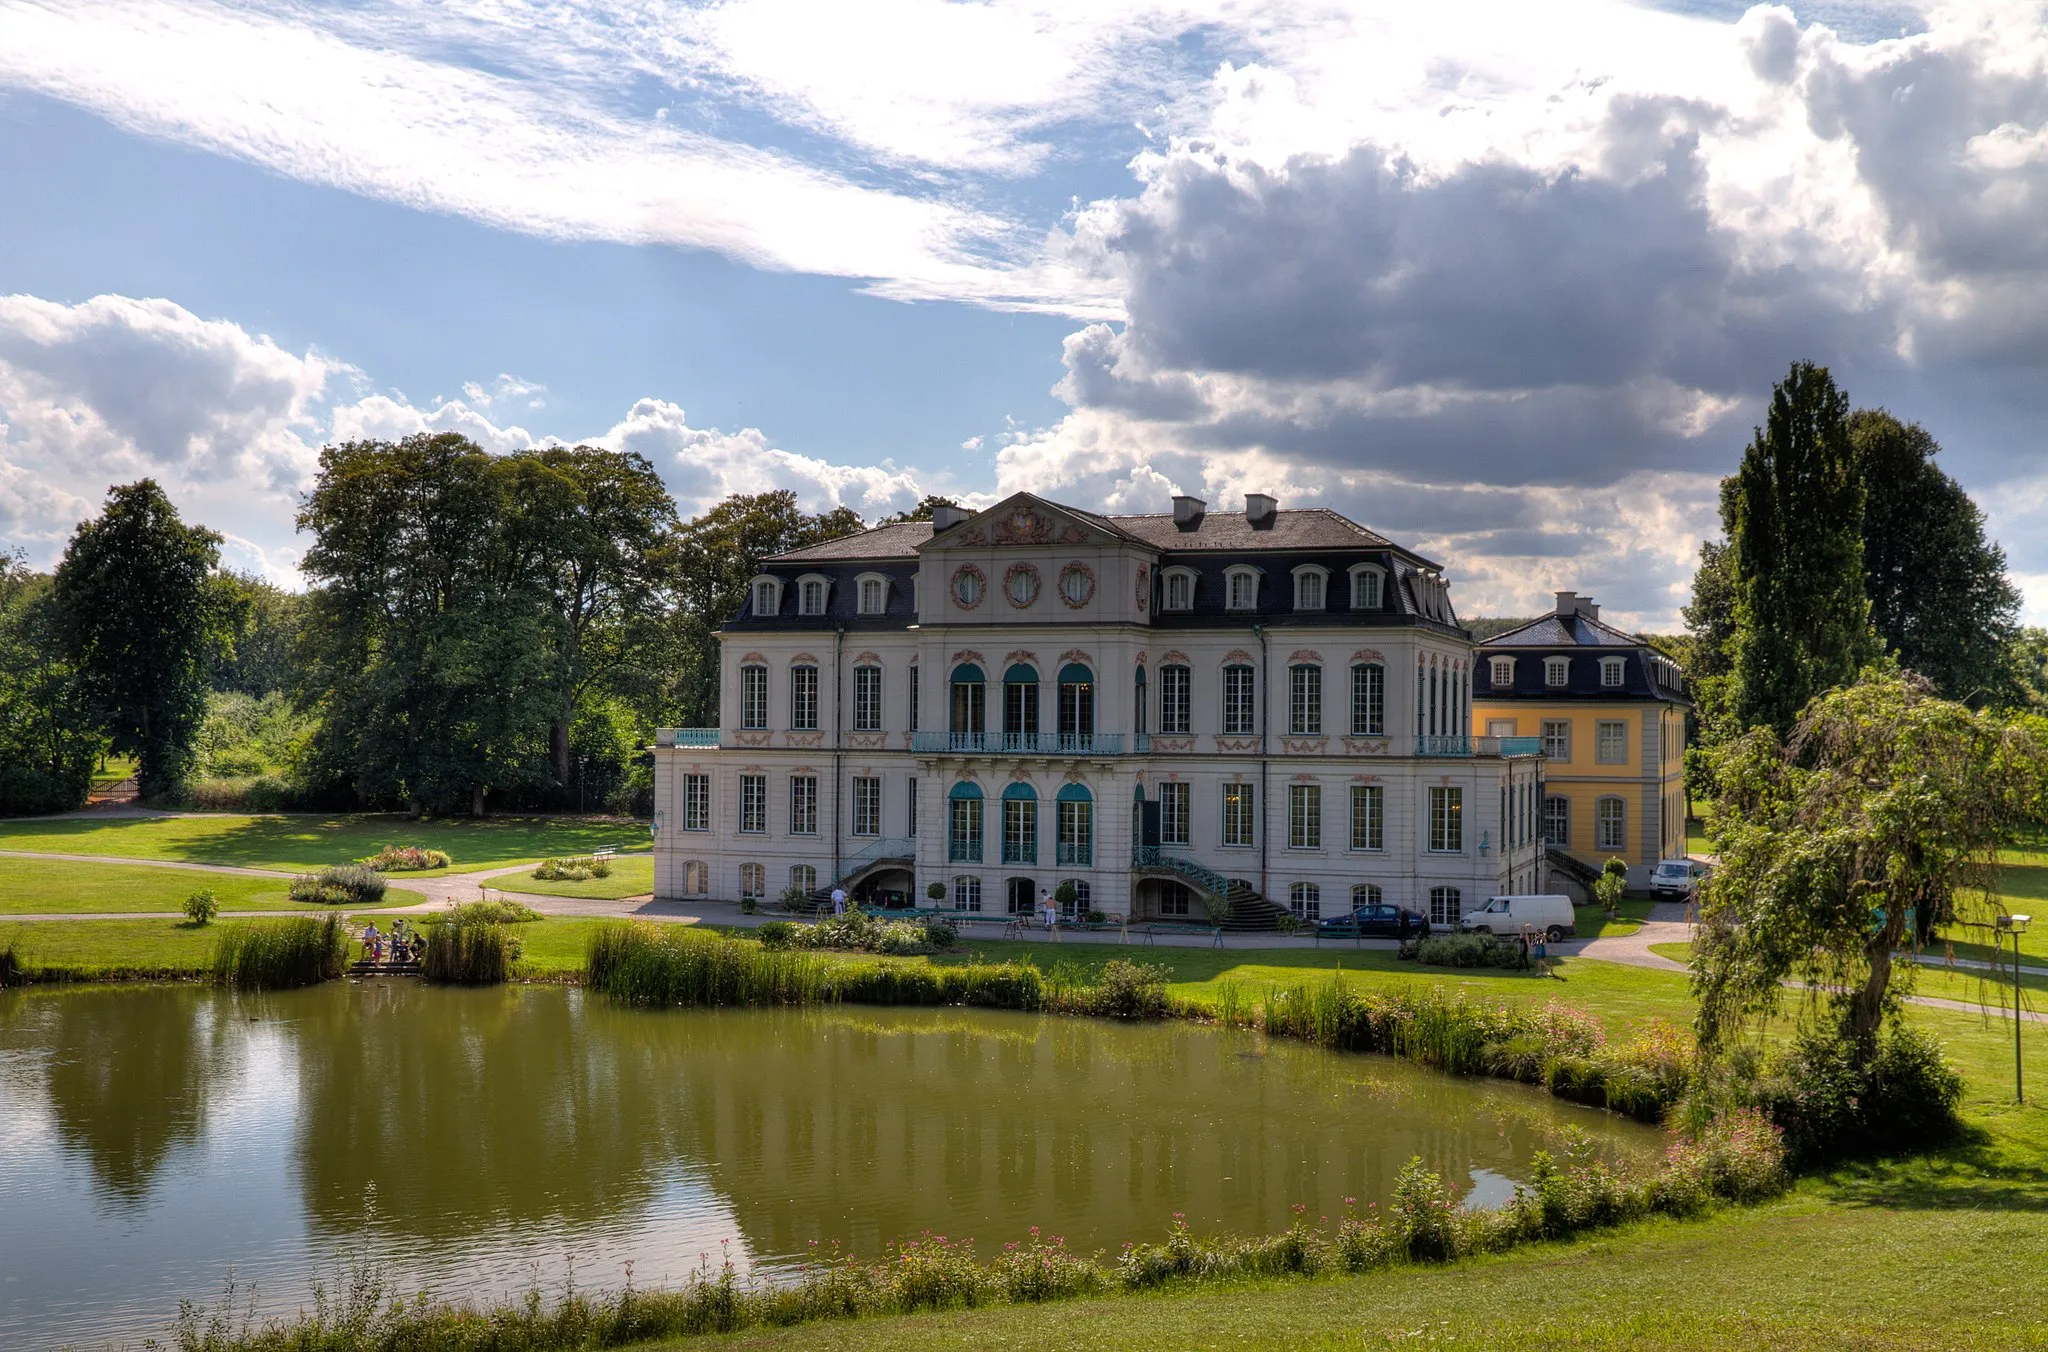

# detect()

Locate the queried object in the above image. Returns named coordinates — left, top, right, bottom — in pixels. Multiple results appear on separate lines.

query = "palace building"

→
left=1469, top=592, right=1691, bottom=889
left=651, top=491, right=1548, bottom=927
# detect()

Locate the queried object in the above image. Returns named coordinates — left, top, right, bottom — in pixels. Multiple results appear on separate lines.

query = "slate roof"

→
left=1481, top=613, right=1643, bottom=648
left=769, top=521, right=934, bottom=562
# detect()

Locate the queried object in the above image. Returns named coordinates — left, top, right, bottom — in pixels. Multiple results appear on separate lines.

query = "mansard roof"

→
left=1480, top=613, right=1643, bottom=648
left=769, top=520, right=933, bottom=562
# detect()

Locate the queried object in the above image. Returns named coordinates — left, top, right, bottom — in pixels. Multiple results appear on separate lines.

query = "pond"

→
left=0, top=984, right=1661, bottom=1349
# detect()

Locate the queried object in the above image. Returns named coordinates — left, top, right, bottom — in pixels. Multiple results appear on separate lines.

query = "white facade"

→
left=653, top=494, right=1546, bottom=925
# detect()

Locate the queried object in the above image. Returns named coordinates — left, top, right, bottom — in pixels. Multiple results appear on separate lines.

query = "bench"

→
left=594, top=845, right=618, bottom=860
left=1141, top=923, right=1224, bottom=948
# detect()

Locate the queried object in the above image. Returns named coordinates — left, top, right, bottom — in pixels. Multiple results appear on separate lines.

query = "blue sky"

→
left=3, top=0, right=2047, bottom=630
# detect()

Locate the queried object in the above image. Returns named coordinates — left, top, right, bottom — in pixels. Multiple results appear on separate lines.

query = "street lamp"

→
left=1997, top=913, right=2032, bottom=1104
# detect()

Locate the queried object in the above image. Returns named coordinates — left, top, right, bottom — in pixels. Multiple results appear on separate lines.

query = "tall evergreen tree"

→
left=51, top=481, right=234, bottom=799
left=1851, top=409, right=2021, bottom=704
left=1727, top=362, right=1877, bottom=738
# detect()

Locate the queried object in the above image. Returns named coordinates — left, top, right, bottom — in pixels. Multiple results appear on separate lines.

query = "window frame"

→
left=789, top=775, right=819, bottom=835
left=851, top=776, right=881, bottom=837
left=1428, top=885, right=1462, bottom=928
left=1540, top=718, right=1571, bottom=760
left=1221, top=782, right=1255, bottom=848
left=1350, top=663, right=1385, bottom=736
left=739, top=862, right=765, bottom=899
left=1488, top=656, right=1514, bottom=688
left=1596, top=796, right=1627, bottom=851
left=952, top=874, right=983, bottom=911
left=855, top=572, right=888, bottom=616
left=1001, top=786, right=1038, bottom=866
left=1349, top=783, right=1384, bottom=851
left=789, top=664, right=820, bottom=731
left=1055, top=786, right=1093, bottom=867
left=1287, top=783, right=1322, bottom=850
left=738, top=774, right=767, bottom=834
left=1351, top=882, right=1382, bottom=910
left=740, top=665, right=769, bottom=730
left=797, top=573, right=831, bottom=617
left=1291, top=564, right=1329, bottom=612
left=1347, top=563, right=1385, bottom=610
left=1596, top=719, right=1628, bottom=764
left=1288, top=663, right=1323, bottom=736
left=1289, top=881, right=1322, bottom=920
left=1600, top=656, right=1627, bottom=688
left=1161, top=567, right=1197, bottom=612
left=1545, top=793, right=1570, bottom=846
left=1159, top=664, right=1192, bottom=734
left=1159, top=780, right=1190, bottom=846
left=852, top=665, right=883, bottom=732
left=1222, top=664, right=1257, bottom=736
left=948, top=789, right=985, bottom=863
left=1544, top=656, right=1569, bottom=688
left=683, top=773, right=711, bottom=831
left=749, top=575, right=783, bottom=618
left=1224, top=565, right=1259, bottom=612
left=1427, top=785, right=1464, bottom=853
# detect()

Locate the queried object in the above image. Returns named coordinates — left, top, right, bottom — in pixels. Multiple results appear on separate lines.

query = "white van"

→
left=1460, top=894, right=1577, bottom=941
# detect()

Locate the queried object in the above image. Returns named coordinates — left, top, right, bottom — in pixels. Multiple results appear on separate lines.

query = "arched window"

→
left=1596, top=796, right=1627, bottom=851
left=683, top=860, right=709, bottom=895
left=789, top=664, right=819, bottom=730
left=1001, top=782, right=1039, bottom=865
left=790, top=864, right=817, bottom=897
left=1288, top=663, right=1322, bottom=735
left=950, top=663, right=986, bottom=744
left=1222, top=664, right=1256, bottom=735
left=951, top=874, right=982, bottom=911
left=1351, top=662, right=1384, bottom=736
left=798, top=574, right=830, bottom=616
left=1225, top=565, right=1259, bottom=611
left=1348, top=564, right=1385, bottom=610
left=1289, top=881, right=1321, bottom=920
left=948, top=782, right=985, bottom=862
left=739, top=863, right=765, bottom=899
left=1160, top=664, right=1192, bottom=734
left=1006, top=876, right=1038, bottom=915
left=1003, top=663, right=1039, bottom=746
left=750, top=576, right=783, bottom=617
left=1133, top=666, right=1147, bottom=736
left=852, top=664, right=883, bottom=732
left=856, top=573, right=889, bottom=615
left=1428, top=885, right=1462, bottom=927
left=1058, top=663, right=1095, bottom=745
left=1157, top=880, right=1193, bottom=917
left=1059, top=878, right=1091, bottom=918
left=740, top=664, right=769, bottom=729
left=1291, top=565, right=1328, bottom=611
left=1162, top=567, right=1197, bottom=611
left=1350, top=882, right=1382, bottom=910
left=1055, top=783, right=1093, bottom=867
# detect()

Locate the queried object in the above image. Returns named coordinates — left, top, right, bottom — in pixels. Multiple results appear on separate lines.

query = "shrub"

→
left=181, top=773, right=302, bottom=813
left=182, top=889, right=220, bottom=926
left=443, top=898, right=541, bottom=925
left=363, top=845, right=452, bottom=872
left=210, top=915, right=348, bottom=989
left=423, top=914, right=522, bottom=984
left=533, top=854, right=612, bottom=881
left=756, top=920, right=795, bottom=949
left=926, top=881, right=947, bottom=902
left=0, top=941, right=24, bottom=988
left=1390, top=1157, right=1459, bottom=1261
left=738, top=896, right=759, bottom=914
left=288, top=864, right=386, bottom=908
left=1414, top=932, right=1523, bottom=969
left=1738, top=1024, right=1964, bottom=1166
left=1080, top=960, right=1173, bottom=1019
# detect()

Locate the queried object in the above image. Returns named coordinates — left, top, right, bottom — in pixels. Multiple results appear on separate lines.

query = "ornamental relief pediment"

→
left=1352, top=648, right=1386, bottom=664
left=1222, top=649, right=1256, bottom=665
left=951, top=649, right=986, bottom=666
left=1003, top=649, right=1039, bottom=667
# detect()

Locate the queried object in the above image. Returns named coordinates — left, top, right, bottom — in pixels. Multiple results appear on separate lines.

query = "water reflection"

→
left=0, top=985, right=1659, bottom=1349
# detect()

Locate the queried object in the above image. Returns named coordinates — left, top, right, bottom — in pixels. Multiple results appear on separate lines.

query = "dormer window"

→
left=1291, top=565, right=1329, bottom=612
left=1348, top=564, right=1385, bottom=610
left=749, top=575, right=783, bottom=618
left=1225, top=565, right=1259, bottom=612
left=798, top=576, right=829, bottom=616
left=856, top=573, right=888, bottom=616
left=1600, top=656, right=1626, bottom=688
left=1544, top=657, right=1569, bottom=687
left=1489, top=657, right=1515, bottom=687
left=1162, top=567, right=1196, bottom=611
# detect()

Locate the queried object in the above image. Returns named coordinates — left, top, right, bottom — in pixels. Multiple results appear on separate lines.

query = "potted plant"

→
left=1595, top=856, right=1629, bottom=919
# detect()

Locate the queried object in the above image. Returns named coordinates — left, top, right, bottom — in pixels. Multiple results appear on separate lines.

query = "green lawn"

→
left=89, top=755, right=137, bottom=790
left=2, top=915, right=264, bottom=979
left=497, top=854, right=655, bottom=899
left=0, top=857, right=423, bottom=914
left=0, top=812, right=649, bottom=873
left=1574, top=897, right=1652, bottom=937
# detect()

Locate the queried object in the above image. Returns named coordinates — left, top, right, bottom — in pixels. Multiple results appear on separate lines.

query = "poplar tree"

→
left=1727, top=362, right=1877, bottom=738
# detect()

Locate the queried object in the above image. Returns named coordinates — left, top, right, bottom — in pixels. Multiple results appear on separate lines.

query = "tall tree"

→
left=879, top=495, right=958, bottom=524
left=0, top=553, right=105, bottom=813
left=298, top=435, right=558, bottom=815
left=51, top=481, right=234, bottom=799
left=1727, top=362, right=1877, bottom=737
left=210, top=572, right=309, bottom=697
left=669, top=492, right=866, bottom=725
left=1851, top=410, right=2021, bottom=705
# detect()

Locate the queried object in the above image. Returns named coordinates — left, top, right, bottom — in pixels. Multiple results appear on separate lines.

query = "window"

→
left=683, top=774, right=710, bottom=831
left=800, top=578, right=827, bottom=616
left=1351, top=883, right=1382, bottom=909
left=853, top=666, right=882, bottom=731
left=1158, top=881, right=1192, bottom=917
left=952, top=874, right=982, bottom=911
left=1601, top=657, right=1626, bottom=688
left=1540, top=793, right=1567, bottom=844
left=948, top=783, right=984, bottom=862
left=738, top=774, right=766, bottom=834
left=740, top=665, right=768, bottom=729
left=1004, top=563, right=1040, bottom=608
left=1134, top=667, right=1147, bottom=735
left=951, top=664, right=986, bottom=737
left=852, top=776, right=881, bottom=836
left=1289, top=881, right=1321, bottom=921
left=857, top=575, right=886, bottom=615
left=1289, top=664, right=1322, bottom=735
left=1007, top=877, right=1036, bottom=915
left=1223, top=665, right=1256, bottom=735
left=1541, top=719, right=1571, bottom=760
left=1350, top=784, right=1384, bottom=850
left=1349, top=565, right=1384, bottom=610
left=790, top=775, right=818, bottom=835
left=1222, top=782, right=1255, bottom=847
left=1293, top=567, right=1327, bottom=611
left=1288, top=784, right=1322, bottom=849
left=1544, top=656, right=1569, bottom=687
left=683, top=860, right=708, bottom=895
left=952, top=566, right=985, bottom=609
left=908, top=665, right=920, bottom=730
left=1058, top=879, right=1090, bottom=918
left=1350, top=663, right=1385, bottom=736
left=1226, top=567, right=1258, bottom=611
left=790, top=665, right=819, bottom=731
left=1160, top=665, right=1192, bottom=733
left=1596, top=720, right=1628, bottom=764
left=1058, top=564, right=1094, bottom=607
left=907, top=777, right=918, bottom=836
left=1140, top=782, right=1183, bottom=849
left=1163, top=569, right=1195, bottom=611
left=1428, top=786, right=1463, bottom=852
left=1057, top=664, right=1095, bottom=741
left=790, top=864, right=817, bottom=897
left=1001, top=784, right=1038, bottom=865
left=1489, top=657, right=1514, bottom=687
left=1055, top=785, right=1093, bottom=866
left=1597, top=797, right=1626, bottom=851
left=1003, top=666, right=1039, bottom=741
left=752, top=578, right=779, bottom=616
left=740, top=863, right=765, bottom=899
left=1428, top=885, right=1462, bottom=928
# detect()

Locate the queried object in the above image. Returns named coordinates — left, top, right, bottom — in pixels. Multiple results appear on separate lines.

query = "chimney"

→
left=1172, top=494, right=1206, bottom=531
left=1553, top=590, right=1577, bottom=617
left=1245, top=492, right=1278, bottom=530
left=930, top=503, right=971, bottom=531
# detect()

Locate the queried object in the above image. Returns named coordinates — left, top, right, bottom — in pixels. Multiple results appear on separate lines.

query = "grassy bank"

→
left=0, top=812, right=648, bottom=872
left=0, top=857, right=423, bottom=914
left=498, top=854, right=655, bottom=899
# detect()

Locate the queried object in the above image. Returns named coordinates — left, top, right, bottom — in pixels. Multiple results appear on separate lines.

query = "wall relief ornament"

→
left=846, top=733, right=889, bottom=750
left=1215, top=735, right=1263, bottom=753
left=784, top=732, right=824, bottom=749
left=790, top=652, right=820, bottom=665
left=1134, top=565, right=1150, bottom=613
left=1352, top=648, right=1387, bottom=664
left=1343, top=737, right=1391, bottom=755
left=951, top=649, right=986, bottom=666
left=853, top=650, right=883, bottom=665
left=740, top=651, right=767, bottom=665
left=993, top=508, right=1055, bottom=545
left=733, top=731, right=773, bottom=747
left=1223, top=648, right=1255, bottom=665
left=1160, top=650, right=1190, bottom=665
left=1058, top=648, right=1093, bottom=667
left=1282, top=737, right=1330, bottom=754
left=951, top=564, right=987, bottom=610
left=1003, top=562, right=1041, bottom=608
left=1149, top=736, right=1197, bottom=753
left=1288, top=649, right=1323, bottom=664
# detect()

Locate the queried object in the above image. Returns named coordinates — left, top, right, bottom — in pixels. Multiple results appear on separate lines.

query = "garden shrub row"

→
left=362, top=845, right=452, bottom=872
left=164, top=1119, right=1787, bottom=1352
left=757, top=910, right=959, bottom=956
left=532, top=854, right=611, bottom=881
left=288, top=864, right=386, bottom=908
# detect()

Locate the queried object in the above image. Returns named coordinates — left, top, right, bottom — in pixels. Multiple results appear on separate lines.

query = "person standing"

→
left=831, top=888, right=847, bottom=917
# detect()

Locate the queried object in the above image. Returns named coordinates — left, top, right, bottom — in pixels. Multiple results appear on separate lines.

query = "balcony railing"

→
left=1001, top=842, right=1037, bottom=865
left=1130, top=844, right=1230, bottom=897
left=913, top=731, right=1126, bottom=755
left=655, top=728, right=720, bottom=748
left=1055, top=841, right=1093, bottom=868
left=1415, top=735, right=1472, bottom=756
left=1415, top=735, right=1548, bottom=758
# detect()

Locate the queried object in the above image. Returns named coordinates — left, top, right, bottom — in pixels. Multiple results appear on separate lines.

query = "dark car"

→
left=1315, top=903, right=1431, bottom=938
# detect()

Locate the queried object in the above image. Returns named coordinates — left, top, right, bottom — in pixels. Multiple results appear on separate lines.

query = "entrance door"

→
left=1007, top=877, right=1037, bottom=914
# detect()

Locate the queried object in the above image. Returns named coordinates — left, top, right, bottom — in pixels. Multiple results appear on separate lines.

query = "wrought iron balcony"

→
left=912, top=731, right=1126, bottom=755
left=655, top=728, right=720, bottom=748
left=1415, top=735, right=1548, bottom=757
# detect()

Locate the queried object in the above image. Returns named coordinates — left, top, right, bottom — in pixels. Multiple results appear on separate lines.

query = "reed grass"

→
left=208, top=915, right=348, bottom=990
left=421, top=916, right=521, bottom=985
left=0, top=939, right=24, bottom=988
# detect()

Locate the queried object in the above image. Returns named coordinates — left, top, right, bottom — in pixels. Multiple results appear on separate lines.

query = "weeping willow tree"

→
left=1694, top=673, right=2048, bottom=1065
